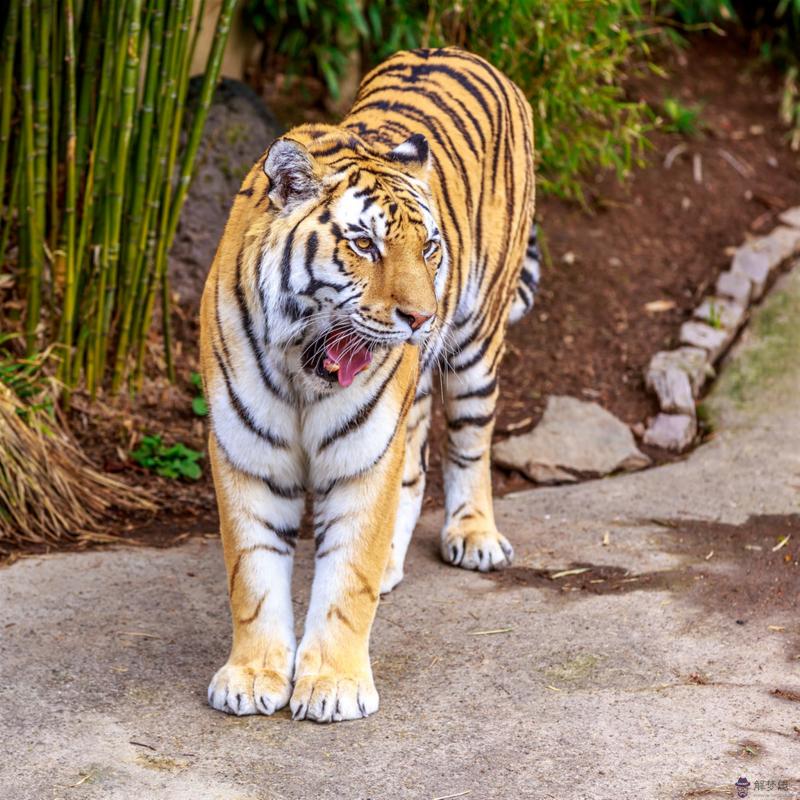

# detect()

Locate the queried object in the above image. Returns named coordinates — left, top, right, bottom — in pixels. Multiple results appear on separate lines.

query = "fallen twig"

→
left=468, top=627, right=513, bottom=636
left=551, top=567, right=591, bottom=580
left=718, top=148, right=754, bottom=178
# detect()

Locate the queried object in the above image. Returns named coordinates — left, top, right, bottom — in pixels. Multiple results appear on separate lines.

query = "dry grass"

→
left=0, top=383, right=154, bottom=555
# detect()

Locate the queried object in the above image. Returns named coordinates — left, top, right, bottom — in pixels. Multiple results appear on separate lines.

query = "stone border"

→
left=642, top=208, right=800, bottom=451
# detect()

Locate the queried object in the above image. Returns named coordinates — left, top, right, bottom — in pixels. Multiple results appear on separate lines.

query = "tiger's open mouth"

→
left=302, top=328, right=373, bottom=387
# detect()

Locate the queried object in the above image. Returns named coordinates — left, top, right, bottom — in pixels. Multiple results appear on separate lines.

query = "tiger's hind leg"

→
left=380, top=373, right=433, bottom=594
left=440, top=332, right=513, bottom=572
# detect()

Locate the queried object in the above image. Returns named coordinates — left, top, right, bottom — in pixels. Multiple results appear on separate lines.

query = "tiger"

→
left=199, top=46, right=538, bottom=723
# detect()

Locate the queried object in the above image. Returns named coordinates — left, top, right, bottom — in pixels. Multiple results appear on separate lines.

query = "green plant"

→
left=130, top=434, right=204, bottom=481
left=0, top=0, right=237, bottom=397
left=190, top=371, right=208, bottom=417
left=707, top=301, right=723, bottom=329
left=661, top=97, right=704, bottom=136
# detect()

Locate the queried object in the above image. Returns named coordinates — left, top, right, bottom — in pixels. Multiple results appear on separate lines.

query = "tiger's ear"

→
left=385, top=133, right=430, bottom=177
left=263, top=138, right=321, bottom=211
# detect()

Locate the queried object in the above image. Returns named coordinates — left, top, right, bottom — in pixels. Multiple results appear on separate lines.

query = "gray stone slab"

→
left=715, top=269, right=752, bottom=305
left=679, top=320, right=732, bottom=361
left=646, top=346, right=712, bottom=397
left=493, top=395, right=650, bottom=482
left=643, top=412, right=697, bottom=451
left=731, top=246, right=771, bottom=299
left=694, top=296, right=747, bottom=331
left=646, top=365, right=695, bottom=414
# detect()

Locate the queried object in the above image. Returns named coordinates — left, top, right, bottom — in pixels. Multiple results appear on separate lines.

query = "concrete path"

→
left=2, top=269, right=800, bottom=800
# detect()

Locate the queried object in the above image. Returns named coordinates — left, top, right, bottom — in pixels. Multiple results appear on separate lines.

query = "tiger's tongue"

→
left=324, top=330, right=372, bottom=387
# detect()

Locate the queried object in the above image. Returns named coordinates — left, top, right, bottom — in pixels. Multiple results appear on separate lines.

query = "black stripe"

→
left=212, top=342, right=289, bottom=448
left=215, top=436, right=304, bottom=499
left=454, top=377, right=497, bottom=400
left=447, top=413, right=494, bottom=431
left=233, top=247, right=286, bottom=400
left=313, top=378, right=415, bottom=494
left=255, top=515, right=299, bottom=547
left=318, top=355, right=401, bottom=452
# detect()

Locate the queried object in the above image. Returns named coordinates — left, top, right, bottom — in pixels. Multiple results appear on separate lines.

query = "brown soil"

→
left=8, top=33, right=800, bottom=560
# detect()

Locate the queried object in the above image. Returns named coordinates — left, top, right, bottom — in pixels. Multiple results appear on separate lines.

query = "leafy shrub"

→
left=245, top=0, right=655, bottom=200
left=130, top=435, right=204, bottom=481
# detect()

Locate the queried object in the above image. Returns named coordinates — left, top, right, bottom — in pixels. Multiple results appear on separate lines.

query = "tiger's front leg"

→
left=441, top=333, right=513, bottom=572
left=206, top=435, right=305, bottom=716
left=291, top=356, right=415, bottom=722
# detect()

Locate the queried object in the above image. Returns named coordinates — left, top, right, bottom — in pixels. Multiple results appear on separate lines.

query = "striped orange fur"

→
left=200, top=47, right=538, bottom=722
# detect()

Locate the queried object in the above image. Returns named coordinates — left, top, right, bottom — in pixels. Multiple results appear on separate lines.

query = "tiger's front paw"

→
left=207, top=664, right=293, bottom=716
left=290, top=671, right=379, bottom=723
left=441, top=524, right=514, bottom=572
left=290, top=641, right=378, bottom=723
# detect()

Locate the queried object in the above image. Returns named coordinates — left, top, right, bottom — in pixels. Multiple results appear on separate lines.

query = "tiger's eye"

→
left=354, top=236, right=373, bottom=251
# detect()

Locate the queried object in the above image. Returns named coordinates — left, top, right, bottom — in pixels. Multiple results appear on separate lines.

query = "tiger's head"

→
left=261, top=129, right=444, bottom=388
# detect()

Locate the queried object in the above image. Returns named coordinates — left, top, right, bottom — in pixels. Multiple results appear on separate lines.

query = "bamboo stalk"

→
left=33, top=0, right=52, bottom=248
left=128, top=0, right=190, bottom=388
left=0, top=147, right=22, bottom=266
left=59, top=0, right=78, bottom=385
left=135, top=0, right=237, bottom=387
left=109, top=0, right=167, bottom=393
left=159, top=0, right=199, bottom=384
left=49, top=6, right=63, bottom=260
left=0, top=0, right=21, bottom=216
left=74, top=0, right=101, bottom=182
left=21, top=0, right=43, bottom=355
left=91, top=0, right=143, bottom=392
left=75, top=1, right=120, bottom=390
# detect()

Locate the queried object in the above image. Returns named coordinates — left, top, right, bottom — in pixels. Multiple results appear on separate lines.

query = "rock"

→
left=729, top=226, right=800, bottom=300
left=170, top=78, right=284, bottom=313
left=679, top=321, right=732, bottom=362
left=715, top=270, right=751, bottom=305
left=779, top=206, right=800, bottom=228
left=492, top=395, right=650, bottom=483
left=753, top=225, right=800, bottom=267
left=731, top=246, right=770, bottom=299
left=643, top=413, right=697, bottom=452
left=693, top=296, right=746, bottom=331
left=646, top=347, right=712, bottom=396
left=645, top=365, right=694, bottom=415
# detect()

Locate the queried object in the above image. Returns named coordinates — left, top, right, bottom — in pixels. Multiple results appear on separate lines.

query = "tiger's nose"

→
left=397, top=309, right=433, bottom=331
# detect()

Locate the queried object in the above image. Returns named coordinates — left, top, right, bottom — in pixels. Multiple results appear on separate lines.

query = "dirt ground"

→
left=34, top=33, right=800, bottom=552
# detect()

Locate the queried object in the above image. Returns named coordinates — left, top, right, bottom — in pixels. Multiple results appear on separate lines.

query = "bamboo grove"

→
left=0, top=0, right=237, bottom=395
